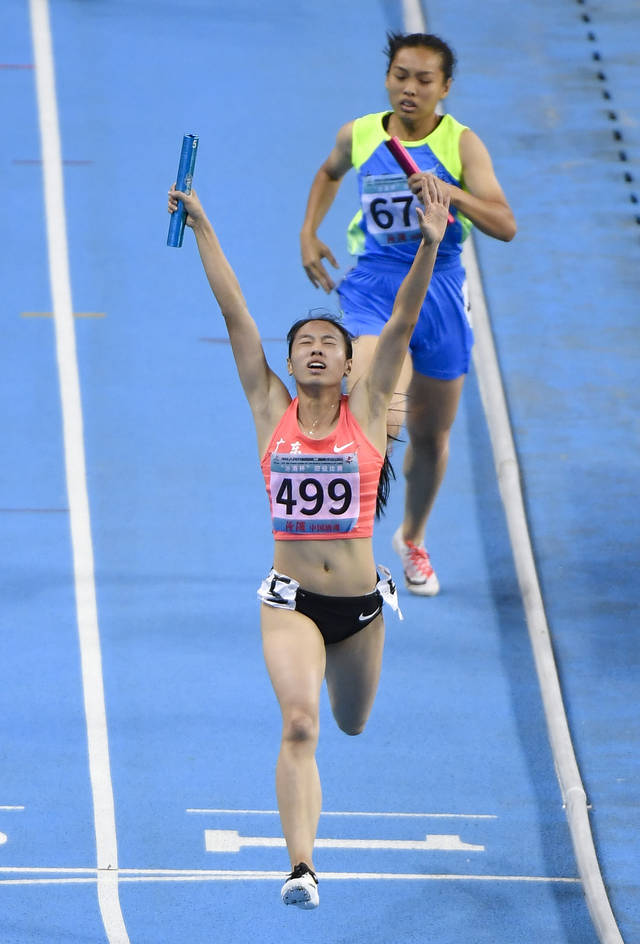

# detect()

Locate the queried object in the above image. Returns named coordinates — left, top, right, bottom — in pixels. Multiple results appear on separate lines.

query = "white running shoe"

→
left=392, top=527, right=440, bottom=596
left=281, top=862, right=319, bottom=909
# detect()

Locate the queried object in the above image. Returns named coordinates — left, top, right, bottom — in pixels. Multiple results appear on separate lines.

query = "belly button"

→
left=323, top=560, right=331, bottom=572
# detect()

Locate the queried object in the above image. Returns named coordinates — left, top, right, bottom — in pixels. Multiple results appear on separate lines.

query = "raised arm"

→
left=349, top=176, right=449, bottom=436
left=300, top=121, right=354, bottom=292
left=168, top=186, right=290, bottom=425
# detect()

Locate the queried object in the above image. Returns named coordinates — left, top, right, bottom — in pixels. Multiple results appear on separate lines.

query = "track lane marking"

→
left=187, top=808, right=498, bottom=819
left=28, top=1, right=129, bottom=941
left=0, top=867, right=581, bottom=885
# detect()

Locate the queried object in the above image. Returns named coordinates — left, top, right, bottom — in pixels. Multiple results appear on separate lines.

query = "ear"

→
left=440, top=77, right=452, bottom=100
left=344, top=359, right=352, bottom=377
left=287, top=358, right=293, bottom=375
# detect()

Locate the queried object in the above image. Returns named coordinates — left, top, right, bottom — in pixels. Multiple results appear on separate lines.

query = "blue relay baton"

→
left=167, top=133, right=199, bottom=247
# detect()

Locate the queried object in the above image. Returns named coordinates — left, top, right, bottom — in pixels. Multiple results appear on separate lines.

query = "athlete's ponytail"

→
left=375, top=441, right=397, bottom=518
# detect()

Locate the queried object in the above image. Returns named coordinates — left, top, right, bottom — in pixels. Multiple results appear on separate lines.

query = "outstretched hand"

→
left=167, top=183, right=206, bottom=228
left=415, top=175, right=450, bottom=246
left=300, top=232, right=340, bottom=293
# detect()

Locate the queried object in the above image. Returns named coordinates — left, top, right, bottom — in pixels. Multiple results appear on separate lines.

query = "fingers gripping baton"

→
left=385, top=136, right=454, bottom=223
left=167, top=133, right=199, bottom=247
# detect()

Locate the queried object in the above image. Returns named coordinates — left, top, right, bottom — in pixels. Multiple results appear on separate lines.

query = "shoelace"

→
left=288, top=862, right=318, bottom=884
left=405, top=541, right=434, bottom=578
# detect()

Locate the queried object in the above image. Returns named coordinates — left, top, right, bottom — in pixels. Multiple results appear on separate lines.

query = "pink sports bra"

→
left=260, top=396, right=383, bottom=540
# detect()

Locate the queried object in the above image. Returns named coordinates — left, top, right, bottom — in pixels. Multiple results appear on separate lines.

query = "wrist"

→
left=191, top=215, right=212, bottom=236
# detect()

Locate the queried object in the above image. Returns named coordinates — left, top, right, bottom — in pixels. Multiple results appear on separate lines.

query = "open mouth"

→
left=307, top=361, right=326, bottom=370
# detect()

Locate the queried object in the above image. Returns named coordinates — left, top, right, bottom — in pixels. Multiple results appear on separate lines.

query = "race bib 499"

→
left=270, top=453, right=360, bottom=535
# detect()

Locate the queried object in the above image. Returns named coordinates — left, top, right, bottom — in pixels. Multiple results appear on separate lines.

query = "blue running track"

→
left=1, top=1, right=637, bottom=942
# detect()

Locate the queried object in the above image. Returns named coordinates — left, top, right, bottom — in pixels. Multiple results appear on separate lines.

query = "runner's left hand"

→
left=415, top=175, right=450, bottom=246
left=167, top=183, right=206, bottom=228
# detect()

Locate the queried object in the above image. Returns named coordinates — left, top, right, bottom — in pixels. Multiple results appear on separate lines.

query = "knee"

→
left=408, top=426, right=450, bottom=461
left=281, top=710, right=318, bottom=746
left=336, top=717, right=367, bottom=737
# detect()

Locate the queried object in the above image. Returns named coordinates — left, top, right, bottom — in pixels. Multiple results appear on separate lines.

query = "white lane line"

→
left=402, top=4, right=624, bottom=944
left=204, top=829, right=484, bottom=853
left=402, top=0, right=426, bottom=33
left=464, top=241, right=626, bottom=944
left=0, top=807, right=25, bottom=811
left=187, top=808, right=497, bottom=819
left=28, top=2, right=129, bottom=942
left=0, top=868, right=99, bottom=874
left=0, top=869, right=580, bottom=886
left=1, top=879, right=99, bottom=886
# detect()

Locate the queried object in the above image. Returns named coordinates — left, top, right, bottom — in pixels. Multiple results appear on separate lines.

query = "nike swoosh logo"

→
left=359, top=607, right=382, bottom=622
left=333, top=441, right=354, bottom=453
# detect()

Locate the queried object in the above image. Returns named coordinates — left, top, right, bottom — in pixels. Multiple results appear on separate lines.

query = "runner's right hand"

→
left=300, top=232, right=339, bottom=292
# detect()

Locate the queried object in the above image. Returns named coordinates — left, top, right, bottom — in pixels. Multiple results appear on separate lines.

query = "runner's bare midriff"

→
left=273, top=536, right=377, bottom=596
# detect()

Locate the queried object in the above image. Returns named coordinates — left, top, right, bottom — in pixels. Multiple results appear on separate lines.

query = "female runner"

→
left=168, top=174, right=449, bottom=909
left=300, top=31, right=516, bottom=595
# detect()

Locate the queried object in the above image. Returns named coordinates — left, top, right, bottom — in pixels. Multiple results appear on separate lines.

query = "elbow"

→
left=323, top=167, right=342, bottom=184
left=500, top=214, right=517, bottom=242
left=493, top=222, right=517, bottom=242
left=475, top=213, right=517, bottom=242
left=504, top=221, right=517, bottom=242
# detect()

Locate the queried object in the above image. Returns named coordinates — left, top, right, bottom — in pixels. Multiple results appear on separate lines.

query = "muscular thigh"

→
left=324, top=614, right=385, bottom=732
left=260, top=605, right=326, bottom=714
left=405, top=372, right=465, bottom=441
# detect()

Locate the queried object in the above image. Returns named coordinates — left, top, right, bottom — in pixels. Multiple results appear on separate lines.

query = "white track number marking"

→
left=205, top=829, right=484, bottom=853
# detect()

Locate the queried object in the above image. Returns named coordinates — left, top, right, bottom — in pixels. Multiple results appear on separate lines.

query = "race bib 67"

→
left=361, top=174, right=421, bottom=247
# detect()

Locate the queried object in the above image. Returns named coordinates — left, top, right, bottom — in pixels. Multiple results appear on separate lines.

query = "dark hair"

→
left=376, top=447, right=396, bottom=519
left=384, top=31, right=457, bottom=81
left=286, top=312, right=354, bottom=360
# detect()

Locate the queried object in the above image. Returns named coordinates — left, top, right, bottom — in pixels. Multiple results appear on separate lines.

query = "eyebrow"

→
left=393, top=66, right=437, bottom=77
left=296, top=332, right=339, bottom=342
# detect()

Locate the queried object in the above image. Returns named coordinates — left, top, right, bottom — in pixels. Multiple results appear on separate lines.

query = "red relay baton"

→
left=385, top=136, right=455, bottom=223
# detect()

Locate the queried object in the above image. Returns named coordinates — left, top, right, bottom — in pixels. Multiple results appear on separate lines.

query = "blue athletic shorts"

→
left=336, top=258, right=472, bottom=380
